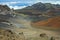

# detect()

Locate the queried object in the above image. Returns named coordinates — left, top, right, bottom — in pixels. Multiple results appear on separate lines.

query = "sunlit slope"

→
left=31, top=16, right=60, bottom=29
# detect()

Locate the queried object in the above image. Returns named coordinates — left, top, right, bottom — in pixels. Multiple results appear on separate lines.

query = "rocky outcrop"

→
left=0, top=5, right=15, bottom=29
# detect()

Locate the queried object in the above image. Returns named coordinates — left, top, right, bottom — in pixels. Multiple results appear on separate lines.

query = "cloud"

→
left=0, top=0, right=60, bottom=9
left=0, top=1, right=34, bottom=9
left=0, top=1, right=20, bottom=5
left=0, top=1, right=34, bottom=6
left=0, top=1, right=29, bottom=9
left=9, top=6, right=27, bottom=9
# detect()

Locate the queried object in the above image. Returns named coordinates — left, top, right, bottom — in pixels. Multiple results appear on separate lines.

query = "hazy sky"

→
left=0, top=0, right=60, bottom=9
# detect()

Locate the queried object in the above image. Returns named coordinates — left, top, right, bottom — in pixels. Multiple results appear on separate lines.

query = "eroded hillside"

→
left=31, top=16, right=60, bottom=30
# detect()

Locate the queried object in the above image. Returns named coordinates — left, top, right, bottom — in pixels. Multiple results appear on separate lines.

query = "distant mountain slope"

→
left=15, top=2, right=60, bottom=22
left=31, top=16, right=60, bottom=28
left=16, top=2, right=60, bottom=15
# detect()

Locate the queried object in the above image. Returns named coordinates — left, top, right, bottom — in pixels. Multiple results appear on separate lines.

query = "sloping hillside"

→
left=0, top=5, right=10, bottom=11
left=16, top=2, right=60, bottom=16
left=15, top=2, right=60, bottom=22
left=31, top=16, right=60, bottom=29
left=0, top=5, right=14, bottom=29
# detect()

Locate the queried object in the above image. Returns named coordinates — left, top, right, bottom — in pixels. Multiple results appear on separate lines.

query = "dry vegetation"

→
left=0, top=28, right=25, bottom=40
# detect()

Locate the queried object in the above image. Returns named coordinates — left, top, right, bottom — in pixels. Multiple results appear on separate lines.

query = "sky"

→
left=0, top=0, right=60, bottom=9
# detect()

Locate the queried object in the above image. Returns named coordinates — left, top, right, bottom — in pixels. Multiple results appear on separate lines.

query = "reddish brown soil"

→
left=31, top=16, right=60, bottom=28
